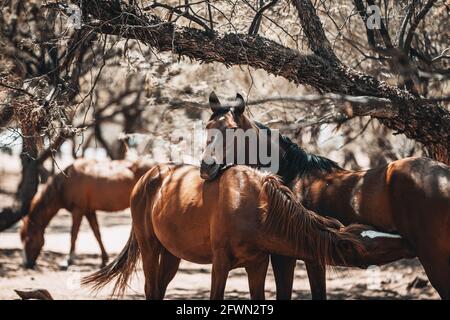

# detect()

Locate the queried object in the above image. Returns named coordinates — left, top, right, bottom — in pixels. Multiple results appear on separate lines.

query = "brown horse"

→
left=199, top=92, right=450, bottom=299
left=83, top=164, right=412, bottom=299
left=20, top=157, right=154, bottom=268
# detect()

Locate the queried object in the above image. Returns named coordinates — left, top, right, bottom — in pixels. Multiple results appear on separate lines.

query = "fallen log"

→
left=14, top=289, right=54, bottom=300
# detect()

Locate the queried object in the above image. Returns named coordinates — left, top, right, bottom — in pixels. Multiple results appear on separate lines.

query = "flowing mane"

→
left=260, top=174, right=364, bottom=265
left=254, top=121, right=343, bottom=183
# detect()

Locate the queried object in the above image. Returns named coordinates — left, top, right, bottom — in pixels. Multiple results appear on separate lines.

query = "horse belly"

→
left=152, top=198, right=213, bottom=264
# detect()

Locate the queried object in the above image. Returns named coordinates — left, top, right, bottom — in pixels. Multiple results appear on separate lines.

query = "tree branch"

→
left=248, top=0, right=279, bottom=35
left=291, top=0, right=338, bottom=62
left=145, top=2, right=213, bottom=34
left=51, top=0, right=449, bottom=163
left=403, top=0, right=437, bottom=52
left=398, top=0, right=418, bottom=50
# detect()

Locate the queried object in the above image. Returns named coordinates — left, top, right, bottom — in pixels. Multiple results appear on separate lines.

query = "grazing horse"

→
left=199, top=92, right=450, bottom=300
left=83, top=164, right=412, bottom=299
left=20, top=157, right=154, bottom=268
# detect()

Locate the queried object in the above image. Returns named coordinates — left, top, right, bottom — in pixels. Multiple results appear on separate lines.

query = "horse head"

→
left=20, top=215, right=45, bottom=269
left=200, top=91, right=266, bottom=180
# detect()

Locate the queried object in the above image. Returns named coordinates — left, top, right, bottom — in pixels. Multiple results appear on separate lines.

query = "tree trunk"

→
left=0, top=135, right=39, bottom=232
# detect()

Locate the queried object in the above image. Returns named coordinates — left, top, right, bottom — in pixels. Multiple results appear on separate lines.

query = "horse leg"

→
left=270, top=254, right=296, bottom=300
left=138, top=235, right=163, bottom=300
left=85, top=211, right=108, bottom=267
left=68, top=209, right=83, bottom=266
left=305, top=261, right=327, bottom=300
left=210, top=252, right=231, bottom=300
left=418, top=251, right=450, bottom=299
left=158, top=247, right=181, bottom=298
left=245, top=255, right=269, bottom=300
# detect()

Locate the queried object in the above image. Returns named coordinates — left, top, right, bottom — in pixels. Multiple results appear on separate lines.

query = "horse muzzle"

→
left=22, top=249, right=36, bottom=269
left=200, top=160, right=223, bottom=181
left=23, top=257, right=36, bottom=269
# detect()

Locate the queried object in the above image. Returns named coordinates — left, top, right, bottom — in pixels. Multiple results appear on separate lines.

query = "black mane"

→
left=255, top=121, right=343, bottom=183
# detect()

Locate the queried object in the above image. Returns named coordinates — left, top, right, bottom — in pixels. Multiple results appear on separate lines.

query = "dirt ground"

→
left=0, top=208, right=440, bottom=300
left=0, top=159, right=440, bottom=300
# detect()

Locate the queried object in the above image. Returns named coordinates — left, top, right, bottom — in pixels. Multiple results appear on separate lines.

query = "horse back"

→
left=62, top=159, right=140, bottom=212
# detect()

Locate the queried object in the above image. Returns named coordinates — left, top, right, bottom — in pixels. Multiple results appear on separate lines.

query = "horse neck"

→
left=292, top=168, right=340, bottom=198
left=251, top=120, right=347, bottom=183
left=249, top=120, right=278, bottom=170
left=278, top=138, right=348, bottom=186
left=27, top=184, right=63, bottom=231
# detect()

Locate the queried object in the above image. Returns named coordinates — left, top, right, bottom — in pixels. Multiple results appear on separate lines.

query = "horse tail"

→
left=82, top=164, right=170, bottom=297
left=81, top=230, right=140, bottom=297
left=261, top=174, right=366, bottom=266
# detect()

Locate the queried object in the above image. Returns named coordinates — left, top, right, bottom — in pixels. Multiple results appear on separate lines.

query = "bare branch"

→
left=248, top=0, right=279, bottom=35
left=398, top=0, right=418, bottom=50
left=291, top=0, right=338, bottom=61
left=403, top=0, right=438, bottom=52
left=0, top=81, right=36, bottom=98
left=145, top=1, right=213, bottom=34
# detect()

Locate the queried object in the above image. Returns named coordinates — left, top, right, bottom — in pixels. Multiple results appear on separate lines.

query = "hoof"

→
left=67, top=257, right=75, bottom=266
left=23, top=261, right=36, bottom=269
left=66, top=253, right=76, bottom=267
left=58, top=260, right=69, bottom=270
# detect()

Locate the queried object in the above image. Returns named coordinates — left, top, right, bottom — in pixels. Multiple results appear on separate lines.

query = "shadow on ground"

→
left=0, top=248, right=438, bottom=300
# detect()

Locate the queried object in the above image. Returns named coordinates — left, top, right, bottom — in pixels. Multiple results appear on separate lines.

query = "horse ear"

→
left=234, top=93, right=245, bottom=115
left=209, top=91, right=222, bottom=113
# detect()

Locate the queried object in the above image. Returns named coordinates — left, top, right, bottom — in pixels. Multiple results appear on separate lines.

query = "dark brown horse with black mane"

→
left=83, top=164, right=412, bottom=299
left=200, top=92, right=450, bottom=299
